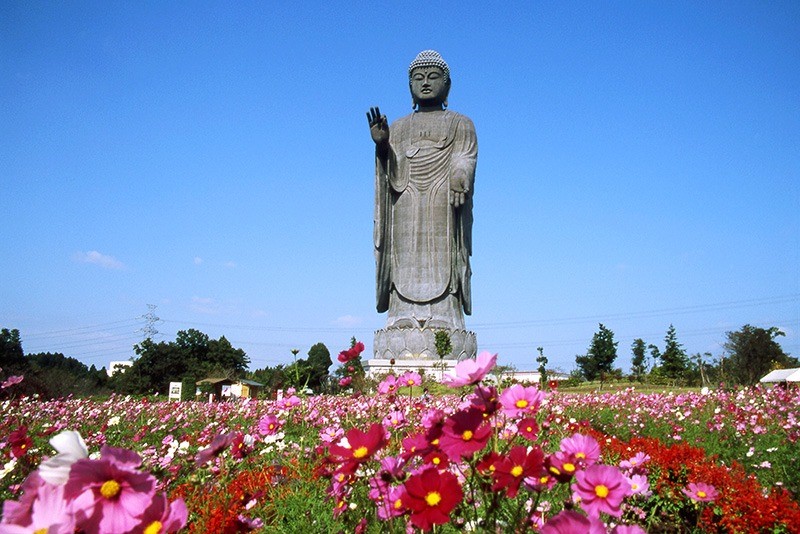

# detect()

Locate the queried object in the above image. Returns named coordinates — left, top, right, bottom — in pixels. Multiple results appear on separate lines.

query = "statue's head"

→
left=408, top=50, right=451, bottom=109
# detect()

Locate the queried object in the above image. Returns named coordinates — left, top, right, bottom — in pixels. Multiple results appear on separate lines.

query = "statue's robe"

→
left=374, top=109, right=477, bottom=322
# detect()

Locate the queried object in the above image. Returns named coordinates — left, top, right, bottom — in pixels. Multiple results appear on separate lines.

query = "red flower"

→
left=403, top=467, right=463, bottom=531
left=492, top=445, right=545, bottom=498
left=329, top=423, right=386, bottom=466
left=517, top=417, right=539, bottom=441
left=438, top=408, right=492, bottom=461
left=8, top=425, right=33, bottom=459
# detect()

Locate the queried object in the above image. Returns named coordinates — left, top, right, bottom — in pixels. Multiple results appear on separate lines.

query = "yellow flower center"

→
left=407, top=380, right=414, bottom=385
left=576, top=452, right=586, bottom=459
left=631, top=483, right=639, bottom=491
left=563, top=463, right=575, bottom=473
left=144, top=521, right=163, bottom=534
left=352, top=446, right=369, bottom=459
left=432, top=438, right=440, bottom=446
left=337, top=473, right=346, bottom=482
left=489, top=465, right=496, bottom=472
left=511, top=465, right=524, bottom=477
left=549, top=466, right=561, bottom=476
left=462, top=430, right=474, bottom=441
left=515, top=399, right=529, bottom=409
left=432, top=457, right=441, bottom=465
left=425, top=491, right=442, bottom=507
left=35, top=530, right=48, bottom=534
left=540, top=476, right=549, bottom=484
left=595, top=485, right=609, bottom=498
left=394, top=498, right=403, bottom=510
left=525, top=425, right=534, bottom=432
left=100, top=480, right=121, bottom=499
left=697, top=491, right=707, bottom=498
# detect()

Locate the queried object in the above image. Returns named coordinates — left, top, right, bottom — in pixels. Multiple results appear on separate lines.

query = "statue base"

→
left=373, top=327, right=477, bottom=361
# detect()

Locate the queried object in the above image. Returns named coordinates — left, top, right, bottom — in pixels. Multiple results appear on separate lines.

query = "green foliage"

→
left=180, top=375, right=196, bottom=401
left=536, top=346, right=548, bottom=387
left=0, top=328, right=25, bottom=372
left=630, top=338, right=648, bottom=380
left=659, top=325, right=689, bottom=381
left=27, top=352, right=109, bottom=398
left=434, top=330, right=452, bottom=358
left=111, top=329, right=250, bottom=395
left=575, top=324, right=618, bottom=388
left=723, top=324, right=797, bottom=386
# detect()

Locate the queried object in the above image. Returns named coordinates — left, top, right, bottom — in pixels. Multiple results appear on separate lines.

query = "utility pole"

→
left=137, top=304, right=162, bottom=341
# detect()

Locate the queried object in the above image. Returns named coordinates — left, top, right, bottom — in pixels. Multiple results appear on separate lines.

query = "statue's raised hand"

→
left=367, top=106, right=389, bottom=147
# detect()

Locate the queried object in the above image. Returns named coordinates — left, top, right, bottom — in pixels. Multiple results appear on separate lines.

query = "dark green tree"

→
left=575, top=324, right=618, bottom=388
left=723, top=325, right=797, bottom=386
left=536, top=346, right=548, bottom=387
left=306, top=343, right=332, bottom=390
left=1, top=328, right=26, bottom=372
left=630, top=338, right=648, bottom=380
left=111, top=330, right=249, bottom=395
left=659, top=325, right=688, bottom=381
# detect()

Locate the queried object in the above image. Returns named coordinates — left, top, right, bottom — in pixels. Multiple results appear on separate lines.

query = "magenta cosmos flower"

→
left=437, top=408, right=492, bottom=461
left=491, top=445, right=545, bottom=498
left=257, top=415, right=283, bottom=436
left=400, top=370, right=422, bottom=388
left=682, top=482, right=718, bottom=502
left=443, top=351, right=497, bottom=387
left=560, top=433, right=601, bottom=466
left=64, top=446, right=157, bottom=534
left=572, top=464, right=628, bottom=518
left=403, top=467, right=463, bottom=532
left=378, top=374, right=399, bottom=395
left=498, top=383, right=546, bottom=418
left=540, top=510, right=606, bottom=534
left=0, top=480, right=76, bottom=534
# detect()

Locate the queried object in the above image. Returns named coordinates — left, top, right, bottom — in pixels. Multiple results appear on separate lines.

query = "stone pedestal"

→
left=362, top=357, right=458, bottom=382
left=373, top=326, right=476, bottom=360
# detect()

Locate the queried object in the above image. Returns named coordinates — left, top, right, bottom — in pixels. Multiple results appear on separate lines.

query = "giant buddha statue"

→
left=368, top=50, right=477, bottom=360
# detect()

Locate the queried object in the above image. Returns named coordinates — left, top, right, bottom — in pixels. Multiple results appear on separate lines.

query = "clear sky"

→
left=2, top=1, right=798, bottom=374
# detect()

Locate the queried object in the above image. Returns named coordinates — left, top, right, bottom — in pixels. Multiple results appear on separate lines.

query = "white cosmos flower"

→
left=38, top=430, right=89, bottom=485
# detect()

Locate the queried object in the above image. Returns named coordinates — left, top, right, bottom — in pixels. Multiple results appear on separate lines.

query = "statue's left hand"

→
left=450, top=168, right=470, bottom=208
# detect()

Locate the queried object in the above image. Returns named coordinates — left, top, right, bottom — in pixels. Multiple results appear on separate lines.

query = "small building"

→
left=759, top=368, right=800, bottom=385
left=197, top=378, right=264, bottom=400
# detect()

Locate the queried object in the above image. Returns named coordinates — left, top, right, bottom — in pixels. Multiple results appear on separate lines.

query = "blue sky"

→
left=2, top=1, right=798, bottom=374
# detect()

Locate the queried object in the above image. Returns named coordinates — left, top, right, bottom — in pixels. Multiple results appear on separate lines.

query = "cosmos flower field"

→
left=2, top=354, right=800, bottom=533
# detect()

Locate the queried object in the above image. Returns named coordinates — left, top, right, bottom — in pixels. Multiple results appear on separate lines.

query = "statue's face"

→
left=410, top=66, right=449, bottom=107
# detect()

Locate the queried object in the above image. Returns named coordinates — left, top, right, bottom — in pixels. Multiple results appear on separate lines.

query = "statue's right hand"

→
left=367, top=106, right=389, bottom=146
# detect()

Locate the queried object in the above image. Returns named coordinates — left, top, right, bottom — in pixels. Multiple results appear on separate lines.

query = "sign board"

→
left=168, top=382, right=182, bottom=401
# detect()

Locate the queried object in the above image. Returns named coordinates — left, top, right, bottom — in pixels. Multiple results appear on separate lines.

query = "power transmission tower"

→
left=137, top=304, right=162, bottom=340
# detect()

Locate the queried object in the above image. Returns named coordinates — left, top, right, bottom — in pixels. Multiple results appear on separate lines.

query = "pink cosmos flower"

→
left=626, top=474, right=651, bottom=497
left=619, top=452, right=650, bottom=474
left=64, top=446, right=157, bottom=533
left=1, top=375, right=24, bottom=389
left=383, top=410, right=406, bottom=430
left=540, top=510, right=606, bottom=534
left=682, top=482, right=719, bottom=502
left=498, top=383, right=546, bottom=418
left=135, top=492, right=188, bottom=533
left=400, top=371, right=422, bottom=388
left=572, top=464, right=628, bottom=517
left=0, top=480, right=76, bottom=534
left=378, top=374, right=399, bottom=395
left=560, top=433, right=601, bottom=466
left=442, top=351, right=497, bottom=387
left=257, top=415, right=283, bottom=436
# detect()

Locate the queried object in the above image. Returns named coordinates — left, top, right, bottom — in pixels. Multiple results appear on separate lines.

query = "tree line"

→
left=0, top=327, right=336, bottom=399
left=572, top=323, right=797, bottom=388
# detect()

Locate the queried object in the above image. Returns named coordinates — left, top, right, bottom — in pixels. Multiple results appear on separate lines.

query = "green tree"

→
left=630, top=338, right=648, bottom=380
left=659, top=325, right=688, bottom=381
left=306, top=343, right=332, bottom=390
left=1, top=328, right=26, bottom=372
left=723, top=325, right=797, bottom=386
left=575, top=324, right=618, bottom=388
left=111, top=330, right=250, bottom=395
left=536, top=346, right=548, bottom=387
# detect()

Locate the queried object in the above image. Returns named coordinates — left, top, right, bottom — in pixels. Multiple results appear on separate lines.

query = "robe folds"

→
left=374, top=109, right=477, bottom=317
